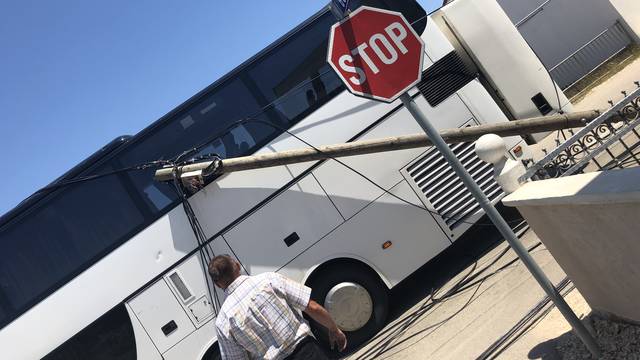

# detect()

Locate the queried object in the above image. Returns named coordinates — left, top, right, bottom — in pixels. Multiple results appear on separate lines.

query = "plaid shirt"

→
left=215, top=273, right=314, bottom=360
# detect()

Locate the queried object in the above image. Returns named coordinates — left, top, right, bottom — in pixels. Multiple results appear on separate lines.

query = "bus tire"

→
left=308, top=262, right=389, bottom=354
left=201, top=343, right=221, bottom=360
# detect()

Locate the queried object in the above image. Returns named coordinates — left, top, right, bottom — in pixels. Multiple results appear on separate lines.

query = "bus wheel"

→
left=308, top=262, right=389, bottom=353
left=201, top=343, right=221, bottom=360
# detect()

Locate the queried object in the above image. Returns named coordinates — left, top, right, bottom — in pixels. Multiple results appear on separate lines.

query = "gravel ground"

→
left=556, top=315, right=640, bottom=359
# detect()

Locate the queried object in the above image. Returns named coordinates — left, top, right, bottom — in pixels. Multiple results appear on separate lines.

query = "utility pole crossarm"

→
left=154, top=109, right=611, bottom=182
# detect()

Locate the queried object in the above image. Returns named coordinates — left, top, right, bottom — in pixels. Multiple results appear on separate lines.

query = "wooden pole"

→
left=155, top=110, right=617, bottom=181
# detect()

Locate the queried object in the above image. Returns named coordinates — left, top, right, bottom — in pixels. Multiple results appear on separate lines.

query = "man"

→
left=208, top=254, right=347, bottom=360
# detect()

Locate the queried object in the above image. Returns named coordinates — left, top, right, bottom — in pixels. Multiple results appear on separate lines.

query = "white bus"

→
left=0, top=0, right=569, bottom=359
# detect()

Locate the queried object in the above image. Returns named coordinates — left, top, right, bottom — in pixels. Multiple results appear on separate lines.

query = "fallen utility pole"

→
left=155, top=109, right=617, bottom=182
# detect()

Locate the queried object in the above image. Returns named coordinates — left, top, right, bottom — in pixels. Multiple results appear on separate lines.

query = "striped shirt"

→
left=215, top=273, right=314, bottom=360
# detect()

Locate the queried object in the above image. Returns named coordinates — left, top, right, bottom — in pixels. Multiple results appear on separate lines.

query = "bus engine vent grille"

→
left=406, top=141, right=502, bottom=230
left=417, top=51, right=477, bottom=107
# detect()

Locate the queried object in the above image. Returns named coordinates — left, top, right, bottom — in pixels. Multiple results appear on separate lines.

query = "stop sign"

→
left=327, top=6, right=425, bottom=103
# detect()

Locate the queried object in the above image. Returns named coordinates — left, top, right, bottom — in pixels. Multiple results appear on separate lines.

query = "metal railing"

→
left=522, top=82, right=640, bottom=181
left=549, top=21, right=633, bottom=89
left=515, top=0, right=551, bottom=28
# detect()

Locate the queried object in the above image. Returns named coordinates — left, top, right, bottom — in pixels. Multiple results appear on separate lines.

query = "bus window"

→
left=119, top=78, right=263, bottom=168
left=350, top=0, right=428, bottom=34
left=227, top=124, right=257, bottom=155
left=195, top=138, right=228, bottom=159
left=0, top=166, right=148, bottom=326
left=113, top=78, right=264, bottom=212
left=247, top=12, right=344, bottom=125
left=272, top=70, right=343, bottom=123
left=0, top=300, right=6, bottom=326
left=143, top=183, right=174, bottom=211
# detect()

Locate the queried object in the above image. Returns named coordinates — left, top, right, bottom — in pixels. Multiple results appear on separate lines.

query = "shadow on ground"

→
left=528, top=338, right=563, bottom=360
left=339, top=204, right=525, bottom=360
left=537, top=313, right=640, bottom=360
left=386, top=204, right=523, bottom=323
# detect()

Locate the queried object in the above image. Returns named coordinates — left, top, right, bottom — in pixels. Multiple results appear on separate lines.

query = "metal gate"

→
left=548, top=21, right=633, bottom=89
left=511, top=0, right=633, bottom=89
left=522, top=83, right=640, bottom=181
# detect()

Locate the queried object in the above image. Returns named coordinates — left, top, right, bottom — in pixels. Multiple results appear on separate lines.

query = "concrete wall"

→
left=497, top=0, right=622, bottom=68
left=503, top=167, right=640, bottom=323
left=610, top=0, right=640, bottom=42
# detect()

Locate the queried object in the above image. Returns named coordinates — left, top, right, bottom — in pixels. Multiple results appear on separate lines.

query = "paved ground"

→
left=574, top=53, right=640, bottom=111
left=571, top=56, right=640, bottom=112
left=345, top=221, right=585, bottom=360
left=346, top=54, right=640, bottom=360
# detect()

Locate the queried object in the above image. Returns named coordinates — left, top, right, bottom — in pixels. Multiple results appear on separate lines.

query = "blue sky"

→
left=0, top=0, right=441, bottom=216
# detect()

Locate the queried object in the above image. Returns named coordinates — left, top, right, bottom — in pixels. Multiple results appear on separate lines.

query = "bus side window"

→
left=228, top=125, right=257, bottom=155
left=196, top=138, right=227, bottom=159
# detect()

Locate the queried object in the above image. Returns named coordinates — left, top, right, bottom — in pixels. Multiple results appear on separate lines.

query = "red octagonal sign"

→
left=327, top=6, right=425, bottom=103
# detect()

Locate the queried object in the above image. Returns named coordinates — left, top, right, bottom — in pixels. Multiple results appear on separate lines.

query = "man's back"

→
left=215, top=272, right=314, bottom=359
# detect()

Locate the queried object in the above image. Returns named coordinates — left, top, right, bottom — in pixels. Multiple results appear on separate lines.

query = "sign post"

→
left=327, top=6, right=600, bottom=357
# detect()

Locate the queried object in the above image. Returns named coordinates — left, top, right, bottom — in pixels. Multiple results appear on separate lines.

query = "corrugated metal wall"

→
left=497, top=0, right=633, bottom=88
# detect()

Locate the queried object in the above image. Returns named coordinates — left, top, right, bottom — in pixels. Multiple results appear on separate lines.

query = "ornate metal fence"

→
left=521, top=83, right=640, bottom=181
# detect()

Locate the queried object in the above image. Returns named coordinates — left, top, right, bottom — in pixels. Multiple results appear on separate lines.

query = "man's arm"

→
left=271, top=273, right=347, bottom=351
left=304, top=300, right=347, bottom=352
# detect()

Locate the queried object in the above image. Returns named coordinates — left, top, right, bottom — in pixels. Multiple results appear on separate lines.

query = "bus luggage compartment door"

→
left=222, top=174, right=344, bottom=274
left=128, top=279, right=196, bottom=354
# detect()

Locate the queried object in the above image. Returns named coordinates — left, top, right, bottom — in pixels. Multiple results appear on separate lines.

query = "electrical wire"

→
left=170, top=13, right=432, bottom=164
left=228, top=117, right=526, bottom=227
left=170, top=169, right=222, bottom=314
left=27, top=160, right=169, bottom=195
left=9, top=8, right=548, bottom=353
left=476, top=277, right=575, bottom=360
left=20, top=12, right=523, bottom=229
left=353, top=233, right=542, bottom=360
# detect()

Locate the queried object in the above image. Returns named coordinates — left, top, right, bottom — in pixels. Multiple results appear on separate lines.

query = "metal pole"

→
left=155, top=110, right=613, bottom=181
left=399, top=93, right=601, bottom=357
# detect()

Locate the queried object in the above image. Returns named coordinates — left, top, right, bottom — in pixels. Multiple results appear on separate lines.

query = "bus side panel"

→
left=127, top=239, right=243, bottom=360
left=269, top=93, right=403, bottom=177
left=189, top=165, right=295, bottom=241
left=456, top=81, right=532, bottom=158
left=162, top=316, right=218, bottom=360
left=0, top=206, right=200, bottom=360
left=292, top=94, right=479, bottom=287
left=280, top=180, right=450, bottom=288
left=222, top=175, right=344, bottom=275
left=311, top=93, right=474, bottom=222
left=421, top=13, right=456, bottom=62
left=128, top=278, right=197, bottom=353
left=125, top=304, right=163, bottom=360
left=262, top=19, right=462, bottom=179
